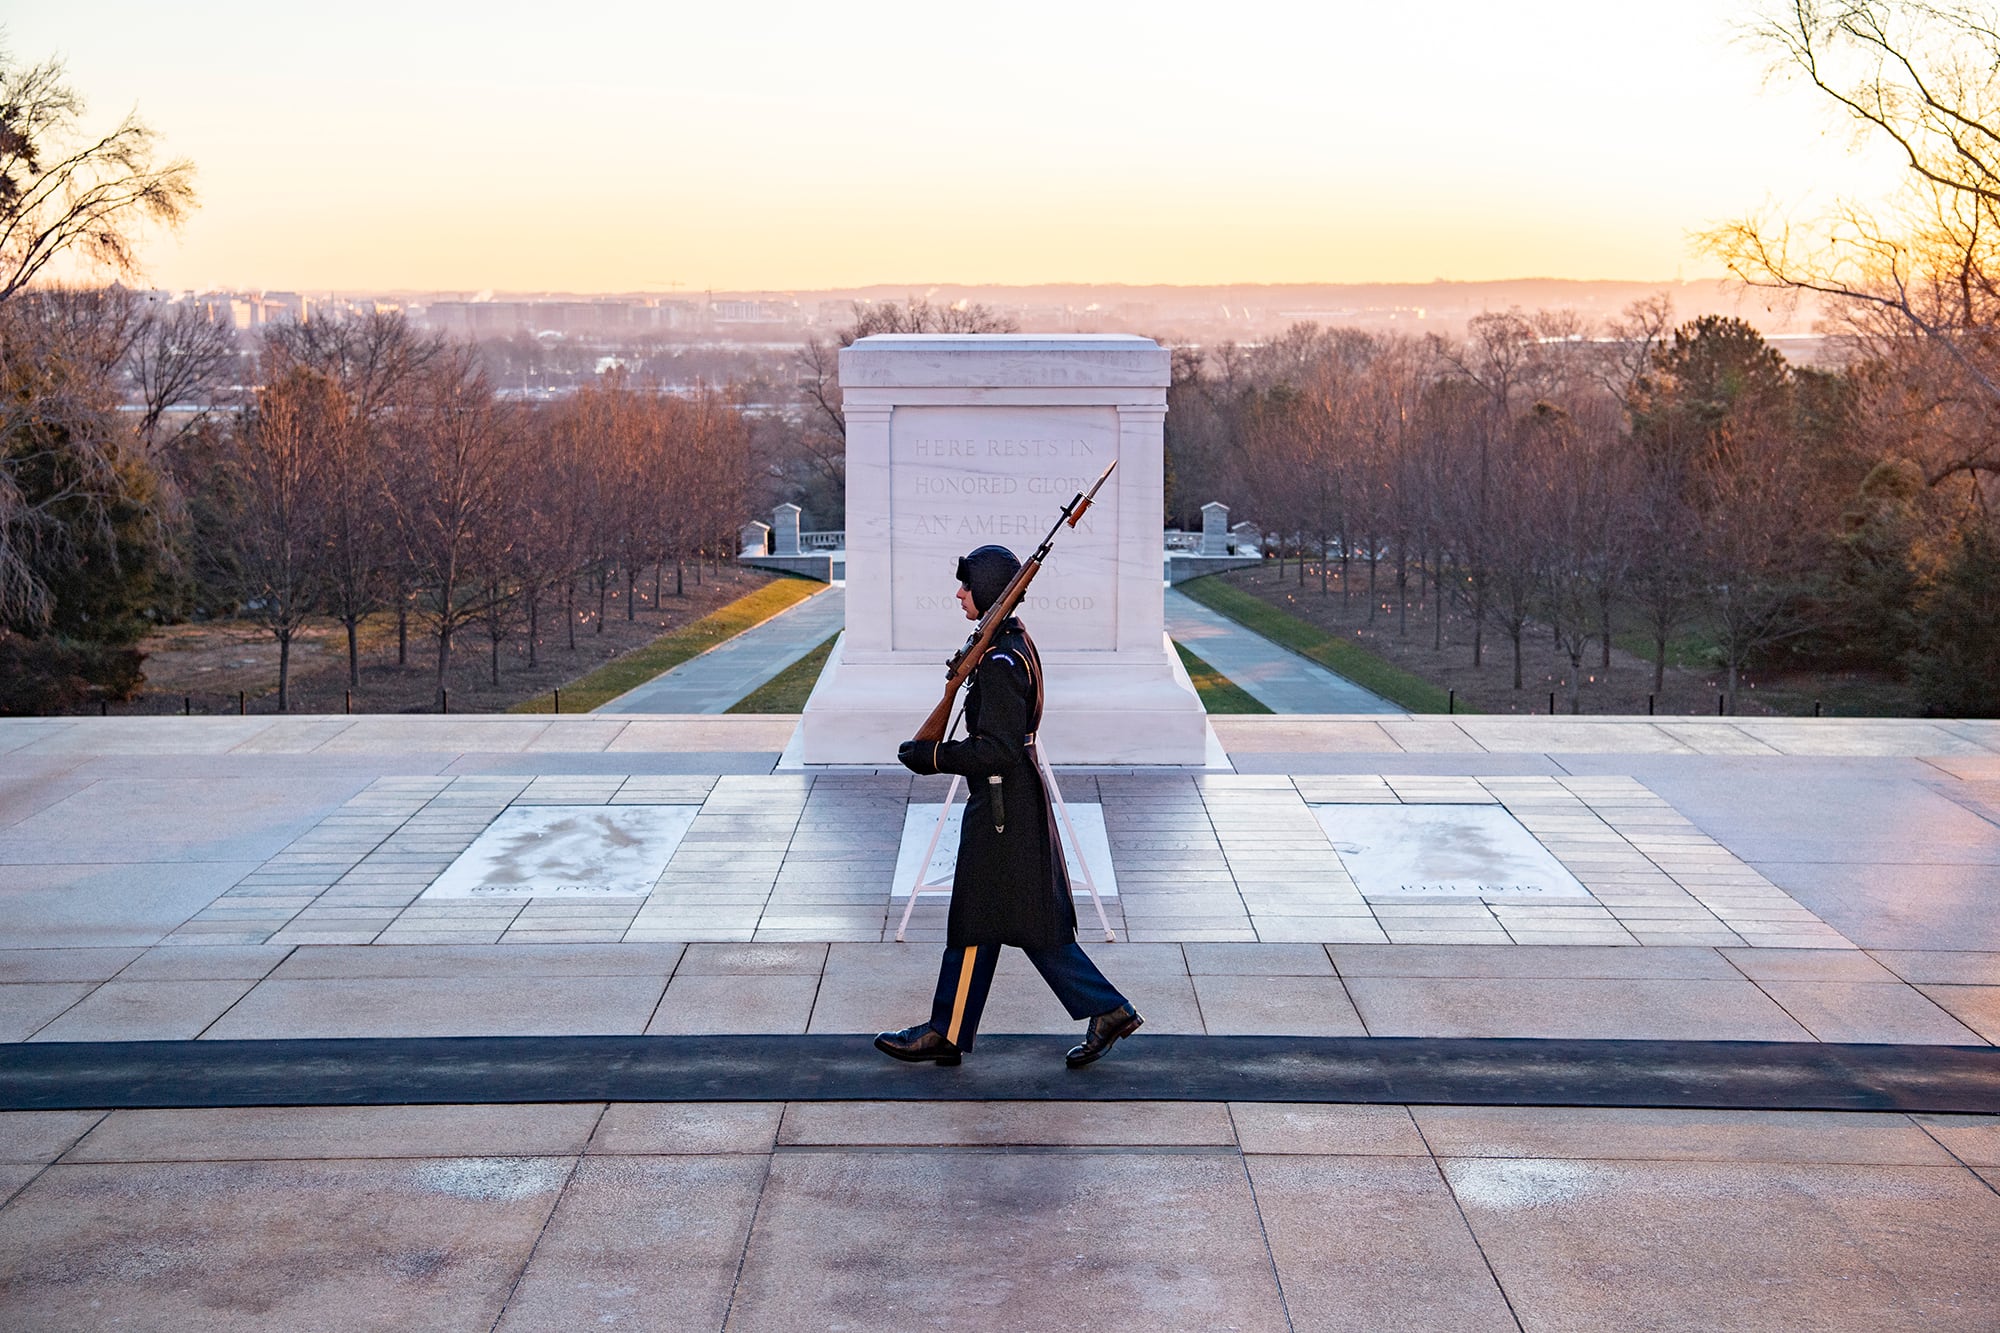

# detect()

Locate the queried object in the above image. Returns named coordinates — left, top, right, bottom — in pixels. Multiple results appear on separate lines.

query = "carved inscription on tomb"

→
left=889, top=405, right=1119, bottom=651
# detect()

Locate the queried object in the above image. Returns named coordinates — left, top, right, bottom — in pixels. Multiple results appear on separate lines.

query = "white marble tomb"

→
left=1310, top=804, right=1593, bottom=902
left=798, top=334, right=1208, bottom=764
left=421, top=805, right=698, bottom=899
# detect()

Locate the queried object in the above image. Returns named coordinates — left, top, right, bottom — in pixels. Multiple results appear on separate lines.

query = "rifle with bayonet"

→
left=910, top=459, right=1117, bottom=746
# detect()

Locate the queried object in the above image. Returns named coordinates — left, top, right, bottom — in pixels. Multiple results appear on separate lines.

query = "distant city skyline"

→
left=147, top=277, right=1830, bottom=356
left=17, top=1, right=1907, bottom=292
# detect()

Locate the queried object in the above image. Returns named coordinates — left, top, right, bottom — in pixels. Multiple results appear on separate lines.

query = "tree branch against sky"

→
left=0, top=46, right=193, bottom=302
left=1708, top=2, right=2000, bottom=489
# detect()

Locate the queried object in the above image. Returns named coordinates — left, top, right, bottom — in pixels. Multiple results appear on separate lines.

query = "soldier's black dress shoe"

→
left=874, top=1024, right=962, bottom=1065
left=1065, top=1003, right=1143, bottom=1068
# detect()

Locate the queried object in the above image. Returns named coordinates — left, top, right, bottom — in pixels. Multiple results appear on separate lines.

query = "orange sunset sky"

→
left=14, top=0, right=1907, bottom=292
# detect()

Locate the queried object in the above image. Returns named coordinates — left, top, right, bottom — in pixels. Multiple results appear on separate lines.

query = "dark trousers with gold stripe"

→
left=929, top=942, right=1127, bottom=1050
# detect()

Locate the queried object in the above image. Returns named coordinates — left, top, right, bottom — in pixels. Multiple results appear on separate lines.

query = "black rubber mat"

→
left=3, top=1035, right=1998, bottom=1112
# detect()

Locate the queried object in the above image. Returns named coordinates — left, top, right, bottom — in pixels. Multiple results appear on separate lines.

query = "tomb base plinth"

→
left=798, top=633, right=1207, bottom=765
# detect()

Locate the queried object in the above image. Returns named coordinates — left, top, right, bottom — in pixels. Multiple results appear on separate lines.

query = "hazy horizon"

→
left=206, top=276, right=1725, bottom=297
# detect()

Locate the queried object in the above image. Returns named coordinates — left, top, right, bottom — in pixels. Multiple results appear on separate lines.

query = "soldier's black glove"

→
left=897, top=740, right=939, bottom=775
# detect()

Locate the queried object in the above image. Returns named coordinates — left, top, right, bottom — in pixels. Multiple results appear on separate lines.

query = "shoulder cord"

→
left=1018, top=629, right=1046, bottom=735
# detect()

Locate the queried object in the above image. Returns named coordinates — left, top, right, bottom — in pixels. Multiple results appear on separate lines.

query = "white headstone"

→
left=1200, top=501, right=1231, bottom=557
left=799, top=334, right=1207, bottom=764
left=772, top=503, right=802, bottom=557
left=739, top=520, right=772, bottom=557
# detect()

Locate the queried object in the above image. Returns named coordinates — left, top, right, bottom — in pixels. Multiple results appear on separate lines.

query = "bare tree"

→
left=265, top=312, right=441, bottom=685
left=263, top=311, right=443, bottom=424
left=1703, top=434, right=1829, bottom=712
left=0, top=288, right=161, bottom=630
left=1597, top=294, right=1677, bottom=408
left=538, top=388, right=603, bottom=650
left=1435, top=311, right=1541, bottom=667
left=1626, top=466, right=1705, bottom=694
left=227, top=367, right=339, bottom=710
left=0, top=52, right=195, bottom=302
left=1711, top=1, right=2000, bottom=491
left=476, top=456, right=526, bottom=688
left=315, top=384, right=383, bottom=689
left=384, top=348, right=512, bottom=706
left=128, top=299, right=237, bottom=457
left=1532, top=396, right=1629, bottom=712
left=508, top=418, right=575, bottom=671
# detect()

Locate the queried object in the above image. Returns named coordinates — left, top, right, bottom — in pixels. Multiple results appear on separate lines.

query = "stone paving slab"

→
left=587, top=1102, right=783, bottom=1155
left=29, top=979, right=257, bottom=1043
left=1452, top=1158, right=2000, bottom=1331
left=1916, top=1113, right=2000, bottom=1166
left=1919, top=985, right=2000, bottom=1042
left=0, top=1110, right=102, bottom=1163
left=200, top=975, right=670, bottom=1040
left=0, top=1156, right=571, bottom=1332
left=1342, top=975, right=1816, bottom=1041
left=1249, top=1154, right=1521, bottom=1330
left=775, top=1099, right=1237, bottom=1147
left=493, top=1154, right=765, bottom=1333
left=5, top=942, right=1994, bottom=1049
left=1, top=1098, right=1995, bottom=1329
left=1410, top=1104, right=1962, bottom=1165
left=66, top=1103, right=605, bottom=1162
left=1230, top=1101, right=1431, bottom=1155
left=726, top=1149, right=1291, bottom=1330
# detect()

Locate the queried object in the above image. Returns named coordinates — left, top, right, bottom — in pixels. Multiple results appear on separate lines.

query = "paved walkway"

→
left=3, top=714, right=1999, bottom=1329
left=1166, top=587, right=1400, bottom=713
left=595, top=585, right=844, bottom=714
left=9, top=1095, right=1993, bottom=1329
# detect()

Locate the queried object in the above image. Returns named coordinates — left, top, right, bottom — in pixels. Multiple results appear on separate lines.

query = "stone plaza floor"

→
left=1, top=712, right=1998, bottom=1329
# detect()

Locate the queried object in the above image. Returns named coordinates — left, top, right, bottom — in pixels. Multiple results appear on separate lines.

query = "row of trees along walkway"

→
left=1170, top=304, right=1991, bottom=718
left=212, top=318, right=759, bottom=710
left=1169, top=311, right=1855, bottom=716
left=0, top=49, right=764, bottom=715
left=2, top=294, right=759, bottom=713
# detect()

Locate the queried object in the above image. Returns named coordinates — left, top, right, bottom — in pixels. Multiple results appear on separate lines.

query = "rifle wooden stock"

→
left=907, top=460, right=1116, bottom=747
left=912, top=689, right=959, bottom=745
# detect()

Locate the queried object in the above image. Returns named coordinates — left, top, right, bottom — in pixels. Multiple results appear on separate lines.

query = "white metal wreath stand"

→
left=895, top=749, right=1116, bottom=944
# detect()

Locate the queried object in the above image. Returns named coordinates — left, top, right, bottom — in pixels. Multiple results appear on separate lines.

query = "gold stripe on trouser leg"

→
left=946, top=946, right=978, bottom=1046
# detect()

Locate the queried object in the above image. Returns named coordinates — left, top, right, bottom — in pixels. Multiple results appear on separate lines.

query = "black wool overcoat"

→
left=931, top=620, right=1076, bottom=951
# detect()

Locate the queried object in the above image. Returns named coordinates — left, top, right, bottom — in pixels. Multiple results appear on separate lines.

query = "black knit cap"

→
left=955, top=544, right=1021, bottom=615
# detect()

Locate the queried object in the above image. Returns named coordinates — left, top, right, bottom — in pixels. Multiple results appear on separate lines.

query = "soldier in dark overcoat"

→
left=878, top=544, right=1144, bottom=1068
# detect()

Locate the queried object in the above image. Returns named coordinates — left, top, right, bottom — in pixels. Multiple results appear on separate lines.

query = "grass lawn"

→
left=1177, top=576, right=1455, bottom=713
left=510, top=577, right=825, bottom=714
left=728, top=633, right=840, bottom=713
left=1611, top=625, right=1723, bottom=672
left=1172, top=641, right=1273, bottom=714
left=729, top=633, right=1275, bottom=717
